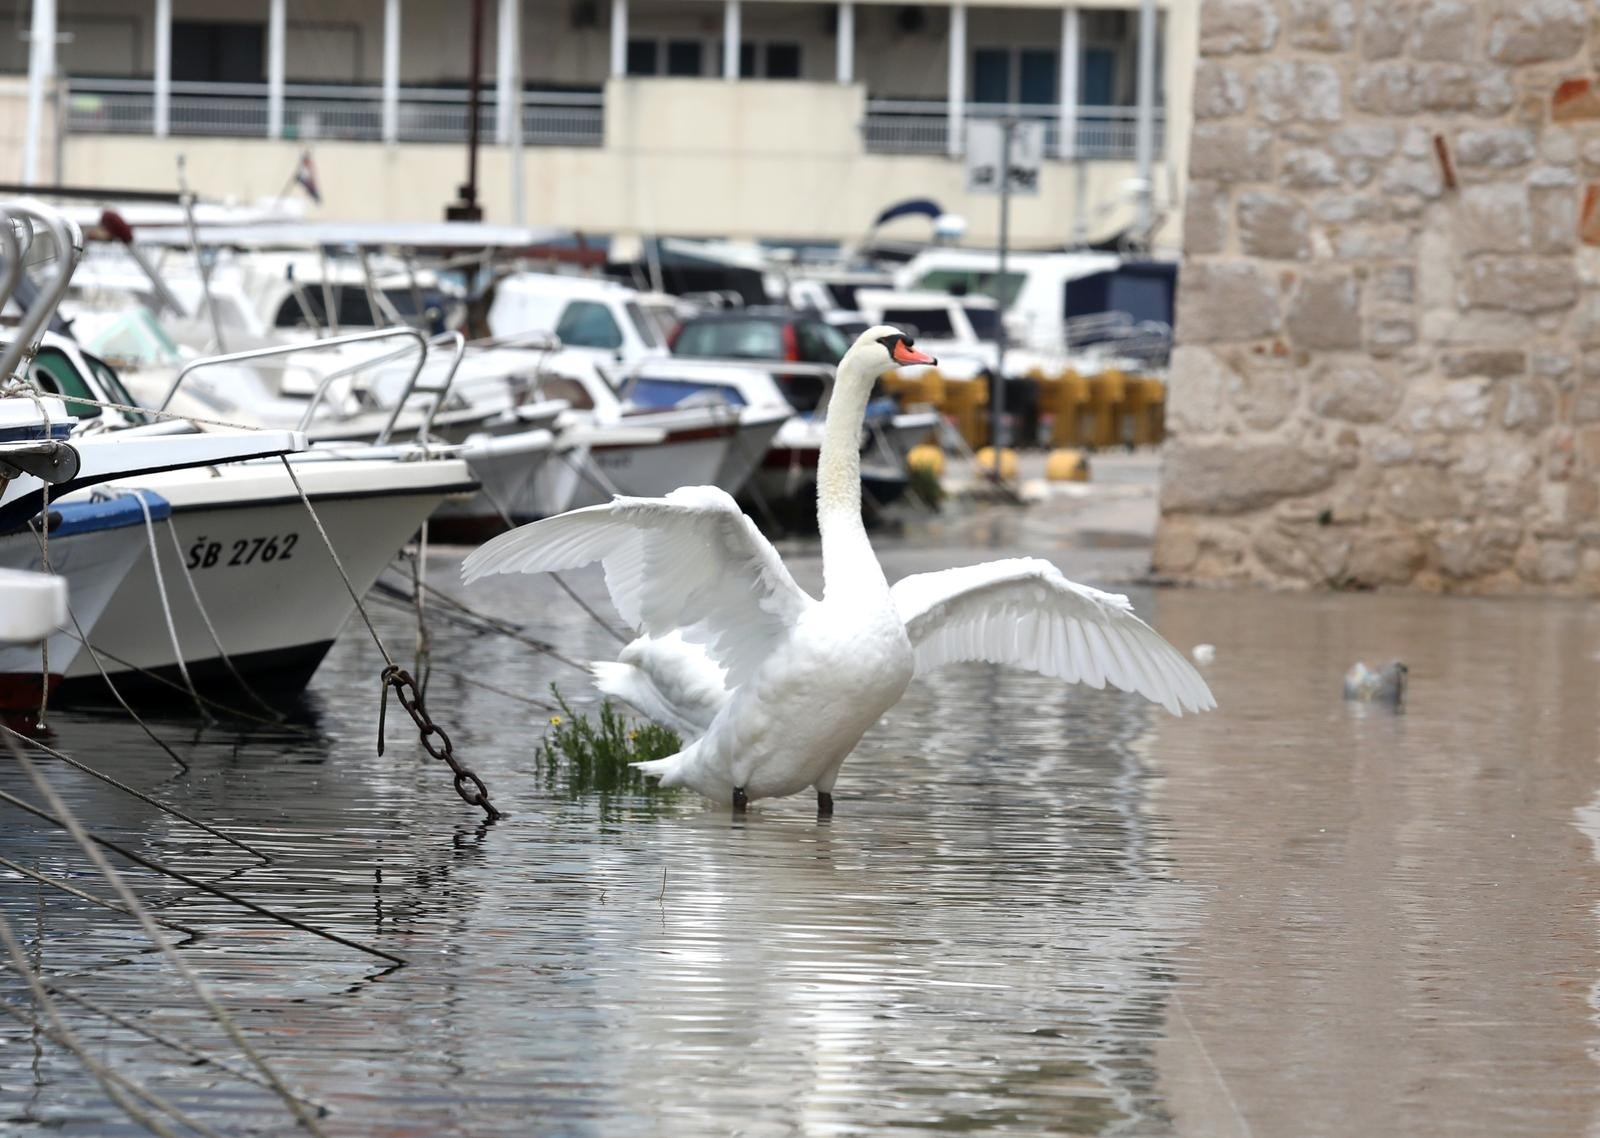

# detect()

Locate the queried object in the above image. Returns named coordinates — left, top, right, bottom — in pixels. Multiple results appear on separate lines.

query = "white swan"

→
left=462, top=326, right=1215, bottom=813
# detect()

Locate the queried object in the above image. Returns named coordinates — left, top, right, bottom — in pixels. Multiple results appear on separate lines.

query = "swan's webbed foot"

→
left=816, top=792, right=834, bottom=818
left=732, top=786, right=748, bottom=813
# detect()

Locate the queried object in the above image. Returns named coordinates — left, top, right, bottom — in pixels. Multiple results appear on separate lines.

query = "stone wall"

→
left=1155, top=0, right=1600, bottom=593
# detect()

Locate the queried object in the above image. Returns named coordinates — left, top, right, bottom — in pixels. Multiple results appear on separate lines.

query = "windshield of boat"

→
left=910, top=268, right=1026, bottom=308
left=963, top=305, right=1001, bottom=340
left=27, top=346, right=101, bottom=420
left=82, top=349, right=150, bottom=424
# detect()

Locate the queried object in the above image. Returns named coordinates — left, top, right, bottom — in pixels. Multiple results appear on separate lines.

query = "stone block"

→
left=1553, top=77, right=1600, bottom=122
left=1193, top=62, right=1250, bottom=119
left=1502, top=377, right=1557, bottom=431
left=1371, top=266, right=1416, bottom=303
left=1189, top=124, right=1274, bottom=182
left=1331, top=224, right=1416, bottom=260
left=1165, top=345, right=1233, bottom=434
left=1531, top=185, right=1578, bottom=253
left=1411, top=0, right=1477, bottom=60
left=1176, top=262, right=1283, bottom=343
left=1432, top=520, right=1522, bottom=577
left=1162, top=441, right=1338, bottom=515
left=1381, top=159, right=1443, bottom=199
left=1286, top=271, right=1363, bottom=350
left=1228, top=355, right=1302, bottom=429
left=1152, top=518, right=1202, bottom=573
left=1463, top=256, right=1580, bottom=312
left=1454, top=127, right=1537, bottom=168
left=1457, top=184, right=1530, bottom=253
left=1418, top=65, right=1516, bottom=115
left=1402, top=377, right=1493, bottom=433
left=1283, top=148, right=1342, bottom=188
left=1310, top=357, right=1403, bottom=422
left=1184, top=181, right=1228, bottom=255
left=1517, top=538, right=1579, bottom=582
left=1438, top=348, right=1526, bottom=378
left=1382, top=464, right=1462, bottom=520
left=1487, top=0, right=1586, bottom=63
left=1311, top=194, right=1390, bottom=224
left=1345, top=527, right=1425, bottom=586
left=1361, top=2, right=1413, bottom=59
left=1353, top=62, right=1421, bottom=115
left=1201, top=0, right=1281, bottom=54
left=1255, top=61, right=1343, bottom=124
left=1367, top=316, right=1418, bottom=354
left=1237, top=191, right=1311, bottom=259
left=1580, top=184, right=1600, bottom=245
left=1289, top=0, right=1357, bottom=51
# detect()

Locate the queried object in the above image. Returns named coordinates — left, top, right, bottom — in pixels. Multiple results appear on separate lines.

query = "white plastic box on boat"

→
left=0, top=569, right=66, bottom=643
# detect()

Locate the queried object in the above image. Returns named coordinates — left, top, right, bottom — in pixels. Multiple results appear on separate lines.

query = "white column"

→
left=723, top=0, right=740, bottom=79
left=946, top=2, right=965, bottom=158
left=154, top=0, right=172, bottom=138
left=1134, top=0, right=1156, bottom=234
left=382, top=0, right=400, bottom=142
left=610, top=0, right=628, bottom=77
left=836, top=1, right=854, bottom=84
left=1057, top=6, right=1078, bottom=159
left=22, top=0, right=55, bottom=184
left=496, top=0, right=517, bottom=143
left=267, top=0, right=286, bottom=139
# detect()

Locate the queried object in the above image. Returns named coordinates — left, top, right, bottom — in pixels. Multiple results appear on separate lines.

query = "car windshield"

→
left=673, top=318, right=785, bottom=359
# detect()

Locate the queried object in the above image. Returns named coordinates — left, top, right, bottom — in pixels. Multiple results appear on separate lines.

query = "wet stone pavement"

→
left=3, top=485, right=1600, bottom=1136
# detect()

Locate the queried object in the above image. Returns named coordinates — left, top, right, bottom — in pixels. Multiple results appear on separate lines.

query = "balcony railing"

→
left=863, top=100, right=1163, bottom=160
left=65, top=78, right=604, bottom=146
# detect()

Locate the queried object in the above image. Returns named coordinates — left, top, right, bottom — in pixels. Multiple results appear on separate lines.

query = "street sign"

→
left=965, top=120, right=1045, bottom=197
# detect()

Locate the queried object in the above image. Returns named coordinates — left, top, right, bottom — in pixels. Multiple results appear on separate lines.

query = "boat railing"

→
left=156, top=327, right=430, bottom=435
left=376, top=330, right=466, bottom=446
left=0, top=200, right=84, bottom=386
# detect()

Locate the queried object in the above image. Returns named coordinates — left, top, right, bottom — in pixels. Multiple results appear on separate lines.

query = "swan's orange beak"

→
left=893, top=341, right=936, bottom=366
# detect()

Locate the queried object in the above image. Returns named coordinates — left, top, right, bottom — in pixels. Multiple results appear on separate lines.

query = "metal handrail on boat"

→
left=0, top=200, right=83, bottom=385
left=154, top=327, right=429, bottom=434
left=375, top=330, right=466, bottom=446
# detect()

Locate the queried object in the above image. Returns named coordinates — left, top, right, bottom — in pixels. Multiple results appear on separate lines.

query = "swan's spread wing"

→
left=891, top=558, right=1215, bottom=716
left=461, top=486, right=813, bottom=678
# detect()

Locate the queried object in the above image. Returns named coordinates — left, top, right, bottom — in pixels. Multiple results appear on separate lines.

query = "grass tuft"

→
left=533, top=685, right=682, bottom=799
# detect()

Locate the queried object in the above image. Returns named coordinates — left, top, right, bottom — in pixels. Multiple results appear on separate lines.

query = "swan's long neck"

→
left=817, top=355, right=885, bottom=600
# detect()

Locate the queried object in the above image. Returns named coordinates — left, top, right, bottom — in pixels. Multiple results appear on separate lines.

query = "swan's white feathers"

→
left=891, top=558, right=1216, bottom=716
left=461, top=486, right=814, bottom=679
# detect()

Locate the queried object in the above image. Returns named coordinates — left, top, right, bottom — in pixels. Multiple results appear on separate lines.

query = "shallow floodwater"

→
left=4, top=523, right=1600, bottom=1137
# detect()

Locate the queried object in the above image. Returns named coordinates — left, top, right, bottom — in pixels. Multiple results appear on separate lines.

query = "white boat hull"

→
left=57, top=457, right=475, bottom=703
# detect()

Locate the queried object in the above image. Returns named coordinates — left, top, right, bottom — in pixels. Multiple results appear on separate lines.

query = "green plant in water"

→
left=533, top=685, right=682, bottom=800
left=907, top=461, right=944, bottom=510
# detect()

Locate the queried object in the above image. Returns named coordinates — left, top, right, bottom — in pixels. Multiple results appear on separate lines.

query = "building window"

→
left=666, top=40, right=703, bottom=76
left=973, top=47, right=1057, bottom=106
left=733, top=41, right=803, bottom=79
left=626, top=39, right=657, bottom=75
left=172, top=21, right=265, bottom=83
left=629, top=39, right=704, bottom=76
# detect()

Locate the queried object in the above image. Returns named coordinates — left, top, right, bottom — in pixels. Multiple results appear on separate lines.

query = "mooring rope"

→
left=0, top=853, right=201, bottom=938
left=0, top=722, right=270, bottom=861
left=130, top=492, right=209, bottom=723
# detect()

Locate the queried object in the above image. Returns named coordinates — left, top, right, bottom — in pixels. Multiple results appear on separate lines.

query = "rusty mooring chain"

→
left=378, top=665, right=503, bottom=822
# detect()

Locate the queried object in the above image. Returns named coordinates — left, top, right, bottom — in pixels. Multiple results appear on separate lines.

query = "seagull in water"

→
left=463, top=326, right=1216, bottom=814
left=1343, top=660, right=1407, bottom=706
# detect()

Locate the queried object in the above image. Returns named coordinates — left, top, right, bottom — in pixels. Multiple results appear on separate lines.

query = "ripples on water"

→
left=4, top=544, right=1600, bottom=1137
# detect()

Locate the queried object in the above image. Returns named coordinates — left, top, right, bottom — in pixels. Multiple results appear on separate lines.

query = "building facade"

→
left=1155, top=0, right=1600, bottom=595
left=2, top=0, right=1195, bottom=248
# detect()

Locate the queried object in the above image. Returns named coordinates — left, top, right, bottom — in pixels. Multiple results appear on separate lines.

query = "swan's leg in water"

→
left=816, top=792, right=834, bottom=818
left=732, top=786, right=749, bottom=813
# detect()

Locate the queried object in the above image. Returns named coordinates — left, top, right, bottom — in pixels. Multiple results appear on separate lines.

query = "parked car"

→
left=669, top=309, right=855, bottom=411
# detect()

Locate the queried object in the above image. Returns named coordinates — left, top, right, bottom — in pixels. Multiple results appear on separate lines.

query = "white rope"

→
left=130, top=491, right=209, bottom=722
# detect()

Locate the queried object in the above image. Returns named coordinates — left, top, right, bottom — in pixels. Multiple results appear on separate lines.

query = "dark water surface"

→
left=3, top=526, right=1600, bottom=1136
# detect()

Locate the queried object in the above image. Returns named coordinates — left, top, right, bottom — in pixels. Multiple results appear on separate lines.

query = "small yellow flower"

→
left=628, top=731, right=638, bottom=741
left=549, top=715, right=562, bottom=726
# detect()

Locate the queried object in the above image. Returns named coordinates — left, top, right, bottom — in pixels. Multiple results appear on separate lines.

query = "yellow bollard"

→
left=974, top=446, right=1019, bottom=481
left=1045, top=448, right=1090, bottom=482
left=907, top=444, right=946, bottom=477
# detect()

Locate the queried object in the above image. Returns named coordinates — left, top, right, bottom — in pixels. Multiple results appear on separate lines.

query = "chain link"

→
left=378, top=665, right=502, bottom=822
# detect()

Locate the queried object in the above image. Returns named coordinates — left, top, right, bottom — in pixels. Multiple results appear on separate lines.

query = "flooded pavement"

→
left=4, top=509, right=1600, bottom=1137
